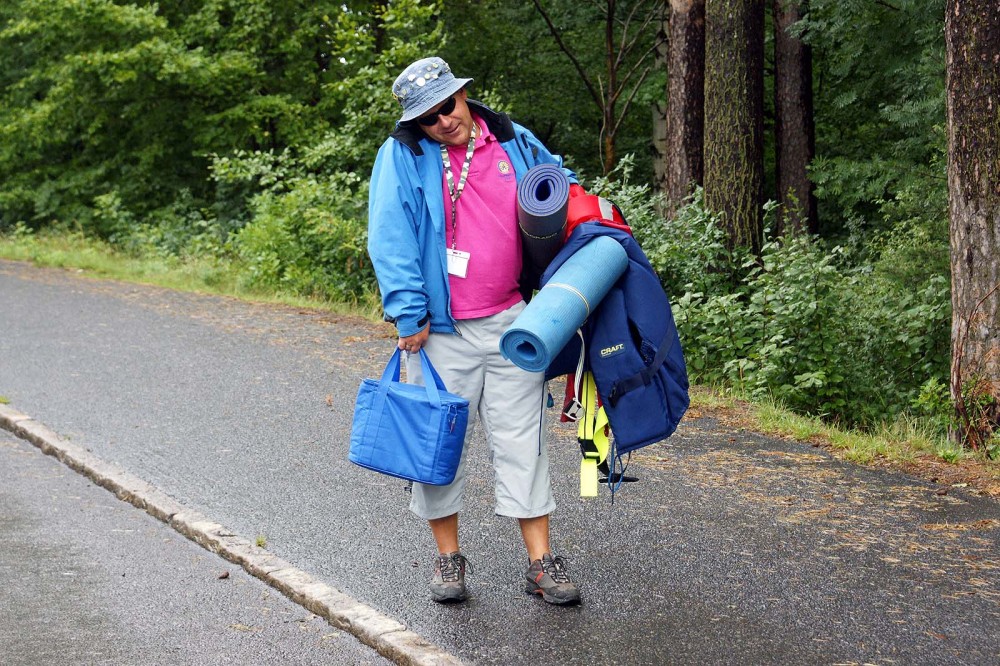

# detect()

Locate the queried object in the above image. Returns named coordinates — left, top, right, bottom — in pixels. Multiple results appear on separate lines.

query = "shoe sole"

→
left=431, top=590, right=468, bottom=603
left=525, top=584, right=581, bottom=606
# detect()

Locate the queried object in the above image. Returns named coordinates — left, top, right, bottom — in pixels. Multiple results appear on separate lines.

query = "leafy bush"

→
left=231, top=172, right=373, bottom=302
left=913, top=377, right=953, bottom=437
left=98, top=189, right=229, bottom=260
left=632, top=188, right=950, bottom=427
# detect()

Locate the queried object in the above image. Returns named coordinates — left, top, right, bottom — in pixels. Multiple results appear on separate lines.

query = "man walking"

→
left=367, top=56, right=580, bottom=606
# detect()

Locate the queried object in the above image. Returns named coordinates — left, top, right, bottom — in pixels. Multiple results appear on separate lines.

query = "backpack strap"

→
left=606, top=332, right=676, bottom=408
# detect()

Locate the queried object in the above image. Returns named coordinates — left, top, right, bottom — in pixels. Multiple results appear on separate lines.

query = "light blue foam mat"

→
left=500, top=235, right=629, bottom=372
left=517, top=164, right=570, bottom=277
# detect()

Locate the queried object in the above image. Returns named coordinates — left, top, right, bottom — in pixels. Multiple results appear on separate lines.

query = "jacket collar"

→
left=389, top=100, right=515, bottom=156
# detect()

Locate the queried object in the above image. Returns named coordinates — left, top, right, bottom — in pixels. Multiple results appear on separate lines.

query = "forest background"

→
left=0, top=0, right=992, bottom=463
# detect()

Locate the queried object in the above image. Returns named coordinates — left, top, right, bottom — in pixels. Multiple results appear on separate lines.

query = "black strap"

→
left=607, top=332, right=675, bottom=407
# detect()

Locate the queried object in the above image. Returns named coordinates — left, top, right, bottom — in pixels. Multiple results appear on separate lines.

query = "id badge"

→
left=446, top=248, right=471, bottom=278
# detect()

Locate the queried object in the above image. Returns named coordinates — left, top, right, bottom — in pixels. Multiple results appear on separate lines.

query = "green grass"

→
left=688, top=383, right=747, bottom=412
left=0, top=229, right=382, bottom=320
left=743, top=394, right=977, bottom=466
left=688, top=382, right=990, bottom=469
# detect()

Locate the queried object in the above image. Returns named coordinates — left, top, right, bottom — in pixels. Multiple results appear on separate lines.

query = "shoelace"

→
left=437, top=553, right=472, bottom=582
left=541, top=555, right=571, bottom=584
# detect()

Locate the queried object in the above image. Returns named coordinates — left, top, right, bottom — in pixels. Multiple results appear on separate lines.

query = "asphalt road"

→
left=2, top=258, right=1000, bottom=665
left=0, top=431, right=390, bottom=665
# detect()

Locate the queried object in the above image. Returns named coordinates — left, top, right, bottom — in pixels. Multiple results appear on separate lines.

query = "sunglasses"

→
left=417, top=96, right=457, bottom=126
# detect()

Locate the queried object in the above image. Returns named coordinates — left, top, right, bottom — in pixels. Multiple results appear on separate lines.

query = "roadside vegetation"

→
left=0, top=224, right=382, bottom=318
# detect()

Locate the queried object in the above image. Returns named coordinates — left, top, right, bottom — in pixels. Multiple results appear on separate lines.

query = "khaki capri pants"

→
left=405, top=301, right=556, bottom=520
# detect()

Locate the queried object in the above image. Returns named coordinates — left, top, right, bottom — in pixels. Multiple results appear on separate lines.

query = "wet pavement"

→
left=2, top=258, right=999, bottom=665
left=0, top=432, right=390, bottom=665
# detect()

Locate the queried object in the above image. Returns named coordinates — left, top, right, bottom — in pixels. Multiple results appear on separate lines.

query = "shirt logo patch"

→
left=497, top=160, right=511, bottom=175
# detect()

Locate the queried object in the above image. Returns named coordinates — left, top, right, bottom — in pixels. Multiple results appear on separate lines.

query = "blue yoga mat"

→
left=501, top=235, right=629, bottom=372
left=517, top=164, right=570, bottom=277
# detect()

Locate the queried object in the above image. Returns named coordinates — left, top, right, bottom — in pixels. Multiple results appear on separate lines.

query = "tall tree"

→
left=652, top=11, right=670, bottom=198
left=664, top=0, right=705, bottom=217
left=772, top=0, right=816, bottom=235
left=703, top=0, right=765, bottom=252
left=945, top=0, right=1000, bottom=449
left=531, top=0, right=666, bottom=174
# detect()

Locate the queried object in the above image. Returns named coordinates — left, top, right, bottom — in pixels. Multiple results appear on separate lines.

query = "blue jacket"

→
left=543, top=224, right=690, bottom=454
left=368, top=101, right=575, bottom=337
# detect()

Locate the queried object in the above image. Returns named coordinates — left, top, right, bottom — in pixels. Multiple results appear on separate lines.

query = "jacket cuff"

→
left=397, top=312, right=430, bottom=337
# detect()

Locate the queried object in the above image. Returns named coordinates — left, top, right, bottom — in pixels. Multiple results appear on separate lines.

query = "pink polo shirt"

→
left=442, top=113, right=523, bottom=320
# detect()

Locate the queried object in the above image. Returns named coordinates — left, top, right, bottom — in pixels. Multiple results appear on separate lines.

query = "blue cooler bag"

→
left=349, top=348, right=469, bottom=486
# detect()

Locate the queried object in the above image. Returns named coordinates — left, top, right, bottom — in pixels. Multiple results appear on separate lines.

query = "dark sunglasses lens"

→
left=417, top=96, right=457, bottom=126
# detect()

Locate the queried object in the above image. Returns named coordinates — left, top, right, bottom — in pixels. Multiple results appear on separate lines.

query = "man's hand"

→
left=398, top=324, right=430, bottom=353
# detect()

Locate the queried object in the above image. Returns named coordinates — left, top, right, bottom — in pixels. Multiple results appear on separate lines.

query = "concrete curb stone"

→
left=0, top=404, right=463, bottom=666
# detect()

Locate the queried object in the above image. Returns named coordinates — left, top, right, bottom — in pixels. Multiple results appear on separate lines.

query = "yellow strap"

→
left=576, top=372, right=597, bottom=441
left=593, top=405, right=610, bottom=463
left=580, top=458, right=599, bottom=497
left=577, top=372, right=612, bottom=496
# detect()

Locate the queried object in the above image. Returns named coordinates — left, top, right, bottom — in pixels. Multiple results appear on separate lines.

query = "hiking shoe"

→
left=525, top=553, right=581, bottom=605
left=430, top=551, right=471, bottom=603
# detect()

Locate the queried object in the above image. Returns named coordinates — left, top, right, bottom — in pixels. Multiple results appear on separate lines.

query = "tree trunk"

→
left=603, top=0, right=620, bottom=175
left=704, top=0, right=765, bottom=253
left=772, top=0, right=817, bottom=235
left=653, top=100, right=669, bottom=196
left=665, top=0, right=706, bottom=218
left=946, top=0, right=1000, bottom=448
left=371, top=1, right=389, bottom=54
left=653, top=12, right=670, bottom=199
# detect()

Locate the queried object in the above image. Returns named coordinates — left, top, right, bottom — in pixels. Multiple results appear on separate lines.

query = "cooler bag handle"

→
left=374, top=348, right=448, bottom=412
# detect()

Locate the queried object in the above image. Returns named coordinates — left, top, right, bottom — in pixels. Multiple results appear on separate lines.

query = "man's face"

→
left=417, top=89, right=475, bottom=147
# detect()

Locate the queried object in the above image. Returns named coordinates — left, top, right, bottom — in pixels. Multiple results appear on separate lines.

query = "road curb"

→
left=0, top=404, right=463, bottom=666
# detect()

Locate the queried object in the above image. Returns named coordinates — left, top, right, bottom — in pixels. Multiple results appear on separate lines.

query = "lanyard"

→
left=440, top=123, right=477, bottom=249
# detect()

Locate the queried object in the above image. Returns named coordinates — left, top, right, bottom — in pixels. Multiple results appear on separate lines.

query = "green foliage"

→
left=441, top=0, right=661, bottom=178
left=317, top=0, right=447, bottom=171
left=0, top=0, right=251, bottom=230
left=639, top=191, right=950, bottom=426
left=231, top=171, right=374, bottom=301
left=802, top=0, right=947, bottom=246
left=0, top=0, right=437, bottom=233
left=105, top=192, right=230, bottom=261
left=0, top=0, right=441, bottom=301
left=935, top=443, right=963, bottom=464
left=986, top=435, right=1000, bottom=462
left=913, top=377, right=953, bottom=436
left=203, top=0, right=443, bottom=302
left=637, top=190, right=744, bottom=299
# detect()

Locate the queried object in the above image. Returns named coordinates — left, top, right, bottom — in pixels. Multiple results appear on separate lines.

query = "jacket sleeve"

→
left=367, top=139, right=430, bottom=337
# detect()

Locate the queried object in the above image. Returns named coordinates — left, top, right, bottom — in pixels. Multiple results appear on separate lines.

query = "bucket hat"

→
left=392, top=57, right=473, bottom=123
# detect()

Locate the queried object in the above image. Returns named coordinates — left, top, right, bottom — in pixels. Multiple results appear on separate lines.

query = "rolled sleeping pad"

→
left=517, top=164, right=570, bottom=278
left=500, top=235, right=629, bottom=372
